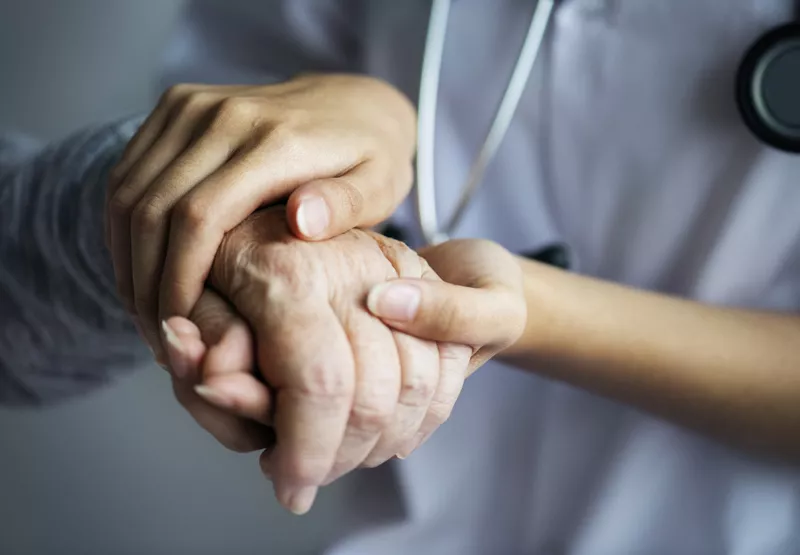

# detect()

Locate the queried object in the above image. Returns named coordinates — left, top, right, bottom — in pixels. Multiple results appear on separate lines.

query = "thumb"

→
left=188, top=290, right=274, bottom=425
left=366, top=278, right=526, bottom=348
left=286, top=162, right=401, bottom=240
left=189, top=289, right=254, bottom=378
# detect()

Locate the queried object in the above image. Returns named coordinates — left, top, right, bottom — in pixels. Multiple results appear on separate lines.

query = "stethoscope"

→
left=414, top=0, right=800, bottom=259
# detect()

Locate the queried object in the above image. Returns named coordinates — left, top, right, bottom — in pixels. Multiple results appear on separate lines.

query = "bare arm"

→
left=502, top=257, right=800, bottom=461
left=365, top=242, right=800, bottom=462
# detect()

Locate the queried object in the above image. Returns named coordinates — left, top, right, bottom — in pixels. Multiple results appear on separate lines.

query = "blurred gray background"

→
left=0, top=1, right=370, bottom=553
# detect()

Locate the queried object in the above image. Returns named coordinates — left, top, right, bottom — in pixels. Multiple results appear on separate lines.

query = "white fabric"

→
left=163, top=1, right=800, bottom=553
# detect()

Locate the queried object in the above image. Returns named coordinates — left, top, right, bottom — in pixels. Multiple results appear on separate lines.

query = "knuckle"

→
left=335, top=177, right=365, bottom=220
left=426, top=400, right=455, bottom=428
left=349, top=401, right=394, bottom=435
left=261, top=121, right=298, bottom=150
left=109, top=161, right=127, bottom=183
left=293, top=360, right=354, bottom=400
left=250, top=248, right=321, bottom=301
left=179, top=92, right=212, bottom=115
left=400, top=370, right=437, bottom=407
left=108, top=190, right=135, bottom=220
left=131, top=195, right=166, bottom=234
left=162, top=83, right=192, bottom=104
left=214, top=97, right=255, bottom=125
left=173, top=195, right=213, bottom=233
left=438, top=342, right=472, bottom=364
left=177, top=87, right=215, bottom=111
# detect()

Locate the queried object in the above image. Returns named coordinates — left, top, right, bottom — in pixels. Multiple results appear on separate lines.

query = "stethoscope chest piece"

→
left=737, top=23, right=800, bottom=153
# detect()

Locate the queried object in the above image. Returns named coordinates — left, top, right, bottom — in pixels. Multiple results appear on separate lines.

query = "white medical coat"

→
left=161, top=1, right=800, bottom=552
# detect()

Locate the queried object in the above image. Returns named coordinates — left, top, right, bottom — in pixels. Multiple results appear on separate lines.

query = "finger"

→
left=162, top=317, right=204, bottom=381
left=158, top=137, right=360, bottom=320
left=108, top=116, right=195, bottom=327
left=124, top=126, right=202, bottom=344
left=131, top=132, right=240, bottom=348
left=286, top=161, right=397, bottom=241
left=105, top=96, right=176, bottom=252
left=165, top=315, right=274, bottom=453
left=190, top=289, right=255, bottom=378
left=242, top=294, right=354, bottom=516
left=174, top=377, right=275, bottom=454
left=188, top=290, right=272, bottom=425
left=322, top=312, right=401, bottom=486
left=367, top=278, right=525, bottom=348
left=196, top=373, right=273, bottom=425
left=258, top=448, right=315, bottom=512
left=401, top=342, right=470, bottom=456
left=361, top=330, right=439, bottom=469
left=108, top=84, right=208, bottom=189
left=107, top=99, right=172, bottom=192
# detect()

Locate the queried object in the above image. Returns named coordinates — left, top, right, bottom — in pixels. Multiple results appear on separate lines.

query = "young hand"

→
left=105, top=74, right=417, bottom=359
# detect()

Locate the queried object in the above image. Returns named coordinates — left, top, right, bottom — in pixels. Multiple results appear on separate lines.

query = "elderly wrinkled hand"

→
left=163, top=207, right=471, bottom=515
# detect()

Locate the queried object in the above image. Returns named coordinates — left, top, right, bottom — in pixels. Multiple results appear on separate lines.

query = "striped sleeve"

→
left=0, top=118, right=152, bottom=407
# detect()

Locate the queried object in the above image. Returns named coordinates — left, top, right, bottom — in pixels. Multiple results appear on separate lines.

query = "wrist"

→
left=498, top=258, right=565, bottom=364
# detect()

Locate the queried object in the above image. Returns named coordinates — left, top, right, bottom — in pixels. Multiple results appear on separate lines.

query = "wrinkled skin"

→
left=105, top=74, right=417, bottom=359
left=171, top=207, right=472, bottom=514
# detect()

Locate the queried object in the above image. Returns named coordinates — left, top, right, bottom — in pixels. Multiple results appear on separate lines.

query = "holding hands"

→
left=105, top=74, right=418, bottom=358
left=105, top=75, right=526, bottom=515
left=161, top=212, right=526, bottom=513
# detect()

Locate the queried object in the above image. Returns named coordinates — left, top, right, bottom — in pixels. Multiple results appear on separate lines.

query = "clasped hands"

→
left=105, top=75, right=526, bottom=514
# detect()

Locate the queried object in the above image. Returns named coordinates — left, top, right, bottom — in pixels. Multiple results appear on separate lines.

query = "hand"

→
left=164, top=208, right=471, bottom=515
left=162, top=289, right=275, bottom=455
left=366, top=239, right=527, bottom=373
left=105, top=74, right=417, bottom=358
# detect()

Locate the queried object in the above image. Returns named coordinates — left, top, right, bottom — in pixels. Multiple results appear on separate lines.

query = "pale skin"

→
left=501, top=259, right=800, bottom=462
left=169, top=230, right=800, bottom=517
left=163, top=208, right=499, bottom=515
left=108, top=73, right=800, bottom=516
left=368, top=254, right=800, bottom=463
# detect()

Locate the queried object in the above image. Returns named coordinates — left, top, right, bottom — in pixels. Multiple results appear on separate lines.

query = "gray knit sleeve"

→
left=0, top=117, right=153, bottom=407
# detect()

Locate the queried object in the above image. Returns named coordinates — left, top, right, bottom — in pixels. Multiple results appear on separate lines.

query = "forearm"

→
left=0, top=119, right=150, bottom=406
left=501, top=257, right=800, bottom=461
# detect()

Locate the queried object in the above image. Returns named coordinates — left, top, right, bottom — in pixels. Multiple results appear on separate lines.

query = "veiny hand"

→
left=163, top=207, right=471, bottom=515
left=366, top=239, right=527, bottom=373
left=105, top=73, right=417, bottom=358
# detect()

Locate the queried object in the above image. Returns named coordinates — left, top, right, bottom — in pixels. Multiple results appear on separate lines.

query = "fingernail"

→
left=194, top=385, right=233, bottom=409
left=287, top=486, right=318, bottom=516
left=161, top=320, right=189, bottom=379
left=296, top=196, right=330, bottom=238
left=367, top=282, right=421, bottom=322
